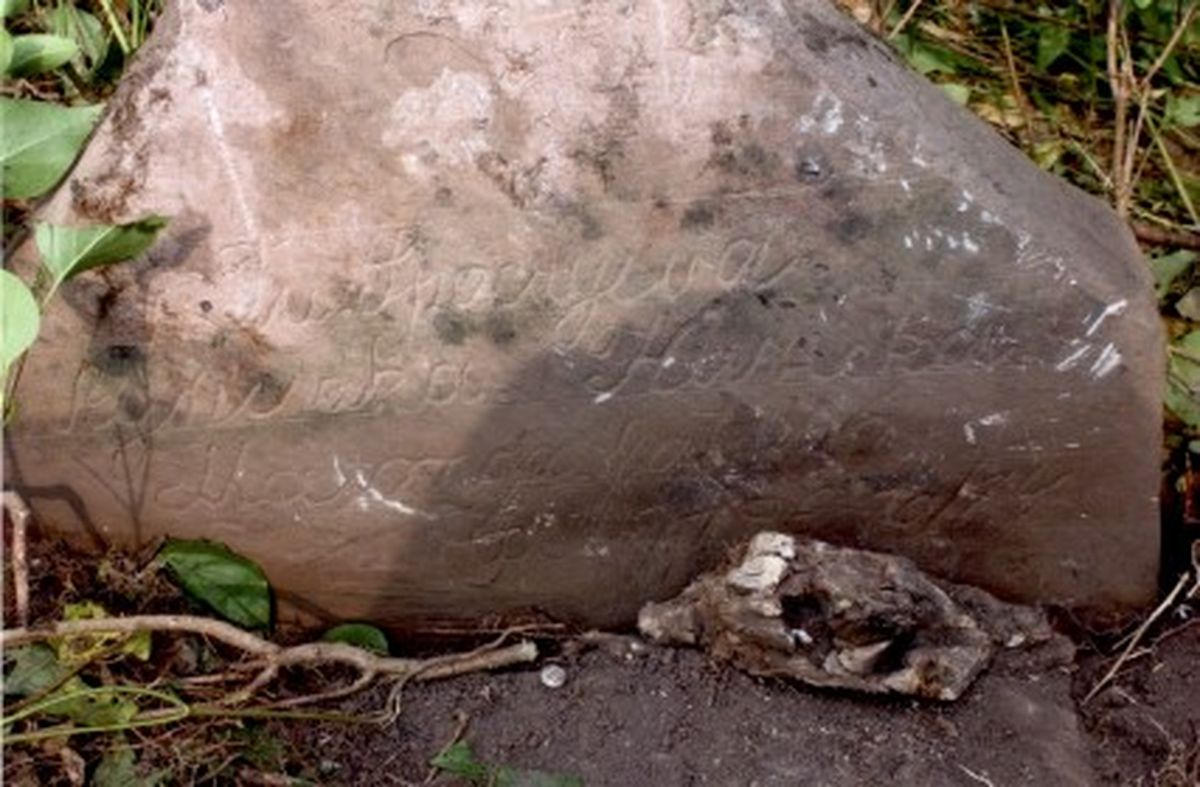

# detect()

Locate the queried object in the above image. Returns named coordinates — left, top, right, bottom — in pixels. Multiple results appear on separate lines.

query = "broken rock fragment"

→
left=638, top=532, right=1057, bottom=701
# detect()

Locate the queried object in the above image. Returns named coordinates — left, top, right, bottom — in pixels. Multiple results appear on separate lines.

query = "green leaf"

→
left=0, top=98, right=103, bottom=199
left=1035, top=25, right=1070, bottom=72
left=49, top=6, right=108, bottom=78
left=939, top=83, right=970, bottom=106
left=57, top=601, right=152, bottom=663
left=1167, top=330, right=1200, bottom=428
left=430, top=742, right=583, bottom=787
left=1149, top=250, right=1197, bottom=299
left=0, top=269, right=39, bottom=378
left=0, top=0, right=29, bottom=18
left=8, top=34, right=79, bottom=76
left=35, top=216, right=167, bottom=296
left=39, top=681, right=140, bottom=726
left=158, top=539, right=272, bottom=629
left=431, top=742, right=491, bottom=782
left=93, top=744, right=165, bottom=787
left=3, top=645, right=68, bottom=697
left=1165, top=94, right=1200, bottom=129
left=0, top=28, right=13, bottom=75
left=321, top=623, right=390, bottom=655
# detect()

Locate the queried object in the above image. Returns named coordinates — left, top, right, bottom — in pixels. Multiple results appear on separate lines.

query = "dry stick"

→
left=1, top=615, right=538, bottom=706
left=1132, top=222, right=1200, bottom=250
left=1107, top=0, right=1132, bottom=215
left=1084, top=571, right=1194, bottom=704
left=3, top=491, right=32, bottom=628
left=887, top=0, right=925, bottom=40
left=999, top=20, right=1036, bottom=151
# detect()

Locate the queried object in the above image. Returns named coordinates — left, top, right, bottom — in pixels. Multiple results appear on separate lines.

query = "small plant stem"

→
left=1107, top=0, right=1132, bottom=215
left=999, top=19, right=1036, bottom=150
left=1147, top=112, right=1200, bottom=228
left=1132, top=222, right=1200, bottom=251
left=2, top=491, right=32, bottom=627
left=887, top=0, right=925, bottom=40
left=96, top=0, right=132, bottom=56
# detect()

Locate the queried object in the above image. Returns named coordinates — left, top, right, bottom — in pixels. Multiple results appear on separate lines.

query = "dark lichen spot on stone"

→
left=797, top=11, right=871, bottom=55
left=95, top=287, right=122, bottom=322
left=196, top=0, right=224, bottom=12
left=681, top=201, right=716, bottom=230
left=95, top=344, right=143, bottom=376
left=248, top=370, right=291, bottom=410
left=484, top=310, right=518, bottom=346
left=831, top=211, right=873, bottom=244
left=119, top=390, right=148, bottom=421
left=434, top=186, right=454, bottom=205
left=199, top=300, right=213, bottom=313
left=578, top=210, right=604, bottom=240
left=433, top=308, right=473, bottom=345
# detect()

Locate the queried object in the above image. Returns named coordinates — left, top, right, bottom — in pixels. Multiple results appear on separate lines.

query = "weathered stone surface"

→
left=638, top=532, right=1063, bottom=700
left=7, top=0, right=1161, bottom=629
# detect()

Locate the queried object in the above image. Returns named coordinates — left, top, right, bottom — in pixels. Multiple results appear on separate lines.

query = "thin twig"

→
left=888, top=0, right=925, bottom=40
left=1084, top=572, right=1192, bottom=703
left=1, top=614, right=539, bottom=707
left=3, top=490, right=32, bottom=627
left=1133, top=222, right=1200, bottom=250
left=999, top=19, right=1036, bottom=150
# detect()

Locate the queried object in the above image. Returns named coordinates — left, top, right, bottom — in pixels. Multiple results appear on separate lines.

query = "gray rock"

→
left=638, top=532, right=1061, bottom=701
left=7, top=0, right=1161, bottom=630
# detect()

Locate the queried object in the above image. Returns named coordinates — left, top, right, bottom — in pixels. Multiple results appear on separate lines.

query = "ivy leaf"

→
left=0, top=98, right=103, bottom=199
left=34, top=216, right=167, bottom=298
left=7, top=34, right=78, bottom=76
left=322, top=623, right=390, bottom=655
left=0, top=270, right=39, bottom=378
left=158, top=540, right=272, bottom=629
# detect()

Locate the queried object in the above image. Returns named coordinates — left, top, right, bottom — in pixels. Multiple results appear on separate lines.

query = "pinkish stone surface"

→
left=6, top=0, right=1162, bottom=629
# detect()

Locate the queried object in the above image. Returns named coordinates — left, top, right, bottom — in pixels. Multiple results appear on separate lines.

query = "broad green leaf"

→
left=94, top=744, right=165, bottom=787
left=1035, top=25, right=1070, bottom=72
left=49, top=6, right=108, bottom=77
left=0, top=0, right=29, bottom=18
left=1167, top=330, right=1200, bottom=428
left=322, top=623, right=390, bottom=655
left=8, top=34, right=78, bottom=76
left=1149, top=250, right=1197, bottom=299
left=35, top=216, right=167, bottom=296
left=0, top=28, right=12, bottom=75
left=0, top=269, right=39, bottom=377
left=159, top=539, right=272, bottom=629
left=0, top=98, right=103, bottom=199
left=38, top=680, right=140, bottom=726
left=3, top=644, right=68, bottom=697
left=430, top=742, right=492, bottom=783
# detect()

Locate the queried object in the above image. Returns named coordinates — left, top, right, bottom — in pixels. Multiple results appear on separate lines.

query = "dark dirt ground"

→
left=3, top=534, right=1198, bottom=786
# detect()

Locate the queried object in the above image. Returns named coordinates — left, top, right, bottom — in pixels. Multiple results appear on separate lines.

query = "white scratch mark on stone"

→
left=1055, top=343, right=1092, bottom=372
left=364, top=486, right=422, bottom=516
left=900, top=178, right=911, bottom=193
left=661, top=356, right=676, bottom=368
left=979, top=209, right=1001, bottom=225
left=957, top=200, right=970, bottom=212
left=819, top=308, right=829, bottom=323
left=963, top=423, right=977, bottom=444
left=925, top=235, right=934, bottom=251
left=333, top=456, right=347, bottom=486
left=1090, top=343, right=1121, bottom=379
left=1084, top=299, right=1128, bottom=337
left=594, top=391, right=613, bottom=404
left=202, top=89, right=257, bottom=237
left=903, top=234, right=913, bottom=249
left=1065, top=442, right=1081, bottom=449
left=797, top=90, right=843, bottom=135
left=978, top=412, right=1007, bottom=426
left=947, top=235, right=960, bottom=250
left=962, top=234, right=980, bottom=254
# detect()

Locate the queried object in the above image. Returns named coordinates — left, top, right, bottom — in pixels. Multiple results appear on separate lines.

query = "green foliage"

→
left=158, top=540, right=273, bottom=629
left=6, top=33, right=78, bottom=76
left=1168, top=330, right=1200, bottom=428
left=0, top=98, right=103, bottom=199
left=430, top=741, right=585, bottom=787
left=0, top=270, right=39, bottom=377
left=35, top=216, right=168, bottom=299
left=94, top=745, right=165, bottom=787
left=4, top=644, right=70, bottom=696
left=58, top=601, right=152, bottom=664
left=321, top=623, right=390, bottom=655
left=1150, top=250, right=1198, bottom=300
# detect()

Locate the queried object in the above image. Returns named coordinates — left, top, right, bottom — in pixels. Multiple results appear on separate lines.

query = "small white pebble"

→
left=540, top=664, right=567, bottom=689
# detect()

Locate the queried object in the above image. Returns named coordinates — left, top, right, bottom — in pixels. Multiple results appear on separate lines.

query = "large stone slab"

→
left=7, top=0, right=1161, bottom=629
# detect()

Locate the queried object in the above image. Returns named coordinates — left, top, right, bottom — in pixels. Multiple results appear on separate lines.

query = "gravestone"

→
left=7, top=0, right=1162, bottom=629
